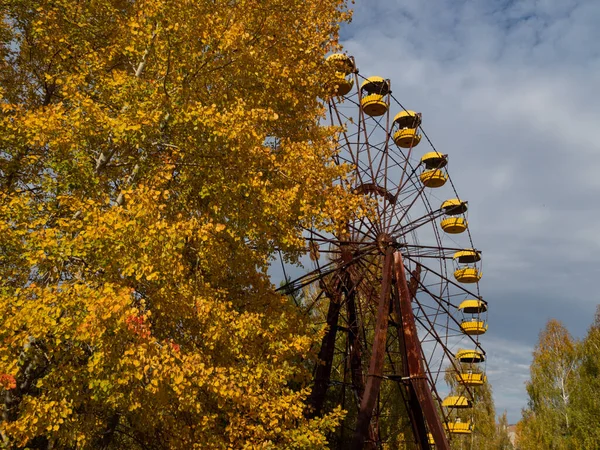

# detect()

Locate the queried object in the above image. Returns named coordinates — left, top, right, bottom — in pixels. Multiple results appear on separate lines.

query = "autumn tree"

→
left=516, top=320, right=578, bottom=450
left=0, top=0, right=362, bottom=448
left=570, top=306, right=600, bottom=449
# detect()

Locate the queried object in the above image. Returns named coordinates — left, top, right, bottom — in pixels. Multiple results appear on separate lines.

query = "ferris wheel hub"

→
left=376, top=232, right=396, bottom=254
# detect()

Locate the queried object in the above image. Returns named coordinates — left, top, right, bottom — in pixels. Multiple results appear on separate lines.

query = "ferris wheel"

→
left=278, top=54, right=488, bottom=450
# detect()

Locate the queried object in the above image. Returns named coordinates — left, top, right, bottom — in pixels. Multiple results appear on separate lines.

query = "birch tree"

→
left=517, top=320, right=578, bottom=450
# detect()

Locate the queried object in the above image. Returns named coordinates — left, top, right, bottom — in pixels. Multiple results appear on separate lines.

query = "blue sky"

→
left=339, top=0, right=600, bottom=423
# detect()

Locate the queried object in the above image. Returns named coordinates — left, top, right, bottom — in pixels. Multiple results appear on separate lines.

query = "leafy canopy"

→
left=0, top=0, right=361, bottom=448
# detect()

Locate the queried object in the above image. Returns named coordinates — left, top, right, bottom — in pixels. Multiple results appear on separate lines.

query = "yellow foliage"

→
left=0, top=0, right=358, bottom=447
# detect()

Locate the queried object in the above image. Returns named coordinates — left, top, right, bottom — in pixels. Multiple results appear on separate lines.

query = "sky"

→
left=339, top=0, right=600, bottom=423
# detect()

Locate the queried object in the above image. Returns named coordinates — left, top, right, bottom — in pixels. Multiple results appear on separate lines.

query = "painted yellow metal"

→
left=427, top=433, right=435, bottom=445
left=360, top=76, right=390, bottom=95
left=420, top=151, right=448, bottom=169
left=454, top=267, right=482, bottom=283
left=444, top=421, right=473, bottom=434
left=326, top=53, right=355, bottom=74
left=455, top=372, right=487, bottom=386
left=460, top=320, right=488, bottom=335
left=393, top=110, right=421, bottom=128
left=452, top=249, right=481, bottom=263
left=440, top=217, right=467, bottom=234
left=360, top=94, right=388, bottom=116
left=330, top=73, right=353, bottom=96
left=441, top=198, right=468, bottom=215
left=456, top=349, right=485, bottom=363
left=442, top=396, right=472, bottom=409
left=420, top=169, right=448, bottom=188
left=458, top=299, right=487, bottom=314
left=393, top=128, right=421, bottom=148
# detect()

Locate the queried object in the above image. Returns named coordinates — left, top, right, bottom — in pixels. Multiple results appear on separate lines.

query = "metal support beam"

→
left=392, top=266, right=431, bottom=449
left=350, top=246, right=394, bottom=449
left=306, top=281, right=342, bottom=418
left=393, top=252, right=449, bottom=450
left=344, top=270, right=367, bottom=403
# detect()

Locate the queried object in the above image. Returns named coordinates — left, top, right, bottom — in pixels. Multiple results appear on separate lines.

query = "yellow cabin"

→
left=392, top=110, right=421, bottom=148
left=360, top=77, right=390, bottom=116
left=440, top=217, right=467, bottom=234
left=440, top=198, right=468, bottom=234
left=445, top=421, right=473, bottom=434
left=455, top=372, right=487, bottom=386
left=454, top=268, right=482, bottom=283
left=326, top=54, right=355, bottom=96
left=442, top=396, right=472, bottom=409
left=456, top=349, right=485, bottom=364
left=330, top=74, right=353, bottom=96
left=458, top=299, right=487, bottom=314
left=420, top=152, right=448, bottom=188
left=420, top=169, right=448, bottom=188
left=460, top=320, right=488, bottom=335
left=453, top=249, right=482, bottom=283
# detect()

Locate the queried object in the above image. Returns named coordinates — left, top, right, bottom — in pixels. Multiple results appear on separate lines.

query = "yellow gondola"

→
left=420, top=169, right=448, bottom=188
left=454, top=267, right=482, bottom=283
left=326, top=54, right=355, bottom=96
left=392, top=110, right=421, bottom=148
left=420, top=152, right=448, bottom=188
left=458, top=299, right=487, bottom=314
left=445, top=421, right=473, bottom=434
left=442, top=396, right=472, bottom=409
left=456, top=349, right=485, bottom=363
left=360, top=77, right=389, bottom=116
left=440, top=198, right=468, bottom=233
left=394, top=128, right=422, bottom=148
left=455, top=372, right=487, bottom=386
left=460, top=320, right=488, bottom=335
left=453, top=249, right=482, bottom=282
left=329, top=74, right=353, bottom=96
left=440, top=217, right=467, bottom=234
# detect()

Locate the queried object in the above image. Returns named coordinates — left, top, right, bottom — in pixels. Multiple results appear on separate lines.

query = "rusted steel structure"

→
left=278, top=55, right=488, bottom=449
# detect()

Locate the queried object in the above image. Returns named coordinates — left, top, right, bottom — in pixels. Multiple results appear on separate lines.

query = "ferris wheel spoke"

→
left=354, top=80, right=390, bottom=187
left=389, top=207, right=445, bottom=239
left=330, top=101, right=368, bottom=189
left=401, top=243, right=467, bottom=260
left=409, top=266, right=485, bottom=354
left=276, top=244, right=378, bottom=294
left=347, top=215, right=381, bottom=242
left=302, top=230, right=373, bottom=249
left=302, top=289, right=327, bottom=316
left=386, top=169, right=429, bottom=231
left=402, top=255, right=481, bottom=300
left=384, top=178, right=423, bottom=233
